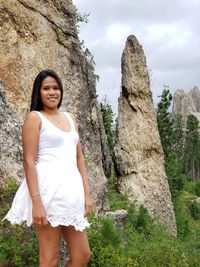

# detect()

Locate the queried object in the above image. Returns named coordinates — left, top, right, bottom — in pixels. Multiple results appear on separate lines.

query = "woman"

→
left=4, top=69, right=93, bottom=267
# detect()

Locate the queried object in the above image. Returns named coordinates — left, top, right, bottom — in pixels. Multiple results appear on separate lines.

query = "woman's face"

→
left=40, top=76, right=61, bottom=110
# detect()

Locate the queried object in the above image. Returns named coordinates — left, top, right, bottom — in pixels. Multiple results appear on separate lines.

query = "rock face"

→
left=172, top=87, right=200, bottom=121
left=0, top=0, right=111, bottom=212
left=0, top=80, right=23, bottom=185
left=114, top=35, right=176, bottom=235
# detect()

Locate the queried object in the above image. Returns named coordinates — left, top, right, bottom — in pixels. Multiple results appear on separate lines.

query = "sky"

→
left=73, top=0, right=200, bottom=114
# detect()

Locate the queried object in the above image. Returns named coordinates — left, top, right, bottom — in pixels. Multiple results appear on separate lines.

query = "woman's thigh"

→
left=61, top=226, right=91, bottom=263
left=36, top=224, right=62, bottom=263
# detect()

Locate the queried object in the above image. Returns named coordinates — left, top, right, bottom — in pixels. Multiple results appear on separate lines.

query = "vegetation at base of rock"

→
left=0, top=178, right=38, bottom=266
left=88, top=201, right=200, bottom=266
left=107, top=167, right=129, bottom=211
left=1, top=174, right=200, bottom=266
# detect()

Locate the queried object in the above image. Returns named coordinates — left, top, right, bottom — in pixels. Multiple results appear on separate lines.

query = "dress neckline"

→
left=39, top=111, right=72, bottom=134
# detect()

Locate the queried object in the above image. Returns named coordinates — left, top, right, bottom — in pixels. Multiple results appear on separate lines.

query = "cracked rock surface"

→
left=0, top=0, right=111, bottom=213
left=0, top=80, right=23, bottom=184
left=114, top=35, right=176, bottom=235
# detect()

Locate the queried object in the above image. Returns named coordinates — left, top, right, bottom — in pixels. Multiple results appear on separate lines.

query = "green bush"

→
left=0, top=177, right=39, bottom=267
left=189, top=201, right=200, bottom=220
left=1, top=172, right=200, bottom=266
left=88, top=215, right=138, bottom=267
left=87, top=203, right=200, bottom=267
left=108, top=168, right=129, bottom=211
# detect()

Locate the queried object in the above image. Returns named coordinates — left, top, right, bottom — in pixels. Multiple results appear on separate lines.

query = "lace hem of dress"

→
left=3, top=211, right=90, bottom=232
left=47, top=215, right=90, bottom=231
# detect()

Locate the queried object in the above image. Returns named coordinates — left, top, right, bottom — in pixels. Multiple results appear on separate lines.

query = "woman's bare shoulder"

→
left=23, top=111, right=41, bottom=126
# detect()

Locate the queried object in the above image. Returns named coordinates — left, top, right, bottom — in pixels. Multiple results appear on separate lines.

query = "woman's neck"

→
left=41, top=107, right=60, bottom=115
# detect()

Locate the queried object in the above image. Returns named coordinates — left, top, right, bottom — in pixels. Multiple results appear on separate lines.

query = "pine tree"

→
left=171, top=113, right=184, bottom=166
left=166, top=152, right=186, bottom=199
left=157, top=86, right=173, bottom=160
left=100, top=96, right=115, bottom=152
left=183, top=114, right=200, bottom=181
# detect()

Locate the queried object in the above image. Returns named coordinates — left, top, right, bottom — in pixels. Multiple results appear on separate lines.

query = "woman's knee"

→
left=83, top=249, right=92, bottom=264
left=79, top=249, right=92, bottom=265
left=70, top=249, right=91, bottom=265
left=39, top=249, right=60, bottom=267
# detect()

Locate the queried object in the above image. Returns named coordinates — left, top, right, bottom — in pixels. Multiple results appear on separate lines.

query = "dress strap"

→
left=33, top=111, right=43, bottom=120
left=64, top=112, right=76, bottom=131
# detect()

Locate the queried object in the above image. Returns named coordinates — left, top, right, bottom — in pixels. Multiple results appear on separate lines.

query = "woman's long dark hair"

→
left=30, top=69, right=63, bottom=111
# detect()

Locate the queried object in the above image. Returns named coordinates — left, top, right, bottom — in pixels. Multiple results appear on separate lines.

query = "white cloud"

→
left=146, top=23, right=191, bottom=47
left=106, top=24, right=131, bottom=43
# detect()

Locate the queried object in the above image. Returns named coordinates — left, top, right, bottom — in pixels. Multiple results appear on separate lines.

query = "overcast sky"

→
left=73, top=0, right=200, bottom=114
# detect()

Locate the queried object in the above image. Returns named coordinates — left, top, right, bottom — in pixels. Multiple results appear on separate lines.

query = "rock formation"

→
left=114, top=35, right=176, bottom=235
left=172, top=87, right=200, bottom=121
left=0, top=0, right=111, bottom=212
left=0, top=80, right=23, bottom=186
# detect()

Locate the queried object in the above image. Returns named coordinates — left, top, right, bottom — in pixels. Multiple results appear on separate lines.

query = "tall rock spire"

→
left=114, top=35, right=176, bottom=235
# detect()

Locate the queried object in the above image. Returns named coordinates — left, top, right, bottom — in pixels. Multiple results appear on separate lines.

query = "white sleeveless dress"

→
left=4, top=112, right=90, bottom=231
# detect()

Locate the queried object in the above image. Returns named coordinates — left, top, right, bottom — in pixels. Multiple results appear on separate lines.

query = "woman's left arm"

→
left=77, top=141, right=93, bottom=217
left=70, top=113, right=93, bottom=217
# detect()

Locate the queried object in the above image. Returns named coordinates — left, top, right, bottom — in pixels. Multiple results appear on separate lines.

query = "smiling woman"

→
left=3, top=69, right=93, bottom=267
left=30, top=70, right=63, bottom=111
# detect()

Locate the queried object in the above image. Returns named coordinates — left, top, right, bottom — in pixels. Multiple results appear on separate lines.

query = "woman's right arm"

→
left=22, top=111, right=48, bottom=226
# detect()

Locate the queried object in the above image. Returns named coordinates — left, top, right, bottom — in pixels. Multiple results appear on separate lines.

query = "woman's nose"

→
left=49, top=88, right=55, bottom=94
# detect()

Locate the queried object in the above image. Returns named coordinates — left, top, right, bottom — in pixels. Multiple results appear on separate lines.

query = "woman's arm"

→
left=69, top=113, right=93, bottom=217
left=77, top=142, right=93, bottom=217
left=22, top=111, right=48, bottom=226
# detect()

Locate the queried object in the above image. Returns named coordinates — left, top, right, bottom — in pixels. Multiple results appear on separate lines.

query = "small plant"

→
left=84, top=155, right=91, bottom=166
left=75, top=11, right=89, bottom=25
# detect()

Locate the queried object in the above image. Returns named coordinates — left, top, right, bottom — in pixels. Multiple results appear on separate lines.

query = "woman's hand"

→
left=32, top=197, right=48, bottom=227
left=84, top=195, right=93, bottom=217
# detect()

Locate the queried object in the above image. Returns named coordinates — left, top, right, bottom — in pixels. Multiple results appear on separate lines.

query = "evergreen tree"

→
left=171, top=113, right=184, bottom=166
left=166, top=152, right=186, bottom=199
left=100, top=97, right=115, bottom=152
left=157, top=86, right=173, bottom=160
left=183, top=114, right=200, bottom=181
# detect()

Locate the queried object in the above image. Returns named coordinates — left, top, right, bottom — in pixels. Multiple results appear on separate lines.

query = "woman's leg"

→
left=62, top=226, right=91, bottom=267
left=36, top=224, right=62, bottom=267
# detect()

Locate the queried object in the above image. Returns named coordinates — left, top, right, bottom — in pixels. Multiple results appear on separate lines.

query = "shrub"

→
left=189, top=201, right=200, bottom=220
left=88, top=215, right=138, bottom=267
left=0, top=177, right=39, bottom=267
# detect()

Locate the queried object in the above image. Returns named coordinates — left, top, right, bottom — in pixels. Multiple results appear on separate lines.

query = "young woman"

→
left=4, top=69, right=93, bottom=267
